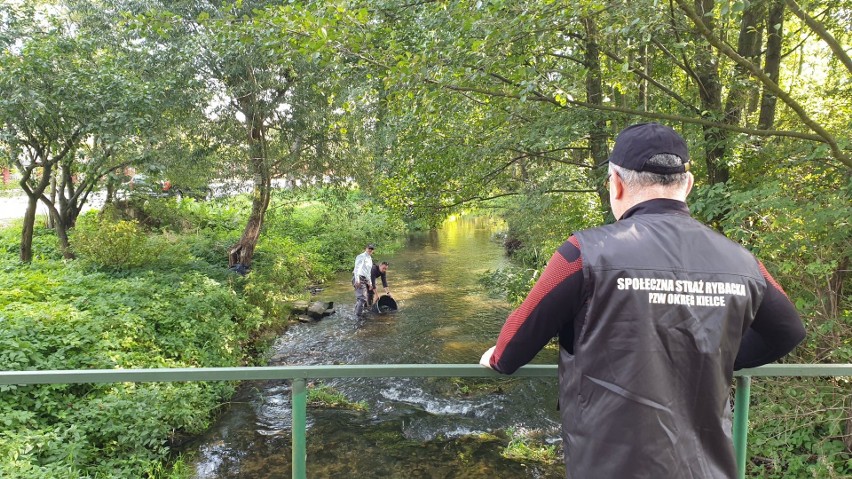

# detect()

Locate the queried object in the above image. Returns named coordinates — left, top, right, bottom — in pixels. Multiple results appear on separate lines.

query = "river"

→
left=188, top=216, right=564, bottom=478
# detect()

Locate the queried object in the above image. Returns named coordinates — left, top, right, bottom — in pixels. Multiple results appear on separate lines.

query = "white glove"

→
left=479, top=346, right=496, bottom=369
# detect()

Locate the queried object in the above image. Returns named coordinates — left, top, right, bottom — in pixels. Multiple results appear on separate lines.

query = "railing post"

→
left=733, top=375, right=752, bottom=479
left=292, top=377, right=307, bottom=479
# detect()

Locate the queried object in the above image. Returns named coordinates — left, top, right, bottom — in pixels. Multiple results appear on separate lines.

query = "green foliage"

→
left=746, top=377, right=852, bottom=478
left=70, top=212, right=149, bottom=269
left=691, top=164, right=851, bottom=475
left=499, top=192, right=603, bottom=268
left=0, top=186, right=408, bottom=477
left=307, top=383, right=368, bottom=411
left=1, top=0, right=850, bottom=475
left=0, top=255, right=256, bottom=477
left=692, top=173, right=851, bottom=362
left=243, top=235, right=321, bottom=319
left=0, top=220, right=63, bottom=262
left=501, top=427, right=559, bottom=464
left=143, top=197, right=245, bottom=235
left=266, top=189, right=407, bottom=270
left=0, top=180, right=17, bottom=195
left=0, top=201, right=272, bottom=477
left=481, top=191, right=602, bottom=305
left=141, top=198, right=246, bottom=267
left=479, top=265, right=540, bottom=307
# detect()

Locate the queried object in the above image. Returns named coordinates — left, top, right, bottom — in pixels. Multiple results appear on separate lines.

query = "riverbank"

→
left=0, top=189, right=407, bottom=478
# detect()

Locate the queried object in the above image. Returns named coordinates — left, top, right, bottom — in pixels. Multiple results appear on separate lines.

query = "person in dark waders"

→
left=480, top=123, right=805, bottom=479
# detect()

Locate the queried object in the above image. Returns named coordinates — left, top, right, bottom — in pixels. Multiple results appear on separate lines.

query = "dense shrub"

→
left=0, top=218, right=64, bottom=261
left=481, top=192, right=602, bottom=305
left=0, top=253, right=257, bottom=478
left=478, top=265, right=539, bottom=306
left=0, top=187, right=408, bottom=477
left=71, top=211, right=149, bottom=269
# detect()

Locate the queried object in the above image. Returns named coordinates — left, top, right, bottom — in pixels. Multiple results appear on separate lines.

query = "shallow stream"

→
left=188, top=217, right=563, bottom=478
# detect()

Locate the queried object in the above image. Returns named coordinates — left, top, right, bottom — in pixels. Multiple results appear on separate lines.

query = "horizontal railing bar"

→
left=0, top=364, right=849, bottom=386
left=0, top=364, right=553, bottom=385
left=735, top=364, right=852, bottom=377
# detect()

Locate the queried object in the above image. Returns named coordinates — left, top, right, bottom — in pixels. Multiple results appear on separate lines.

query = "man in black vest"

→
left=480, top=123, right=805, bottom=478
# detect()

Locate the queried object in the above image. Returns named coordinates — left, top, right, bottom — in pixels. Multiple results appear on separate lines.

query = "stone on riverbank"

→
left=292, top=300, right=335, bottom=320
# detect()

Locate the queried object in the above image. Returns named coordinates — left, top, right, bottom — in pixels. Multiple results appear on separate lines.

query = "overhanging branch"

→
left=419, top=188, right=599, bottom=210
left=785, top=0, right=852, bottom=76
left=427, top=78, right=828, bottom=144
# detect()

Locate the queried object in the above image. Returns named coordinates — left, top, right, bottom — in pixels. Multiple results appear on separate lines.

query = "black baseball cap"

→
left=366, top=244, right=375, bottom=250
left=609, top=123, right=690, bottom=174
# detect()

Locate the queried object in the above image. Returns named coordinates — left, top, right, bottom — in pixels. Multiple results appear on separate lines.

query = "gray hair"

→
left=609, top=154, right=690, bottom=188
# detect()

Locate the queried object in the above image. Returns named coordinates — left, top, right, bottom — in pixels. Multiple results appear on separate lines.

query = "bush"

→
left=71, top=212, right=148, bottom=269
left=480, top=191, right=601, bottom=305
left=746, top=377, right=852, bottom=478
left=0, top=256, right=258, bottom=478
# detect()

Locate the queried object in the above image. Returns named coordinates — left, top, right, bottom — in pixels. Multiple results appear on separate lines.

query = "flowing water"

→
left=188, top=217, right=564, bottom=478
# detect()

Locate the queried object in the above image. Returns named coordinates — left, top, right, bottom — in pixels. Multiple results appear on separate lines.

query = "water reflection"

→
left=189, top=216, right=563, bottom=478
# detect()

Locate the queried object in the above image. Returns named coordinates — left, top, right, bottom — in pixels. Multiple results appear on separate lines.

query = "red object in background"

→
left=2, top=167, right=9, bottom=184
left=163, top=180, right=172, bottom=191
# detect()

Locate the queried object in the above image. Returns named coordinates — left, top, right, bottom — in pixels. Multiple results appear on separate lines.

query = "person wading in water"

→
left=352, top=244, right=375, bottom=317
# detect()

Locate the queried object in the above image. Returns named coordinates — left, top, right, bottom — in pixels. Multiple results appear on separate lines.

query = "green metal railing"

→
left=2, top=363, right=850, bottom=479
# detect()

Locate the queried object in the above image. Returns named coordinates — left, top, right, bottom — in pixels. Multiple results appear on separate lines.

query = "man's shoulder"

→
left=554, top=235, right=582, bottom=261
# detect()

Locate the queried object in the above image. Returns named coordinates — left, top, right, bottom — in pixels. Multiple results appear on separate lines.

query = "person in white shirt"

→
left=352, top=244, right=375, bottom=316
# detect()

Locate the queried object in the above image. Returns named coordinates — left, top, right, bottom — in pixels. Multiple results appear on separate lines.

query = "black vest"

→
left=561, top=212, right=765, bottom=479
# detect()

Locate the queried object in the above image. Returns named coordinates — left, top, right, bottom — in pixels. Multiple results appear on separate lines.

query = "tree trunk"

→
left=678, top=0, right=850, bottom=168
left=583, top=17, right=611, bottom=219
left=106, top=179, right=116, bottom=204
left=20, top=195, right=38, bottom=263
left=18, top=161, right=53, bottom=263
left=759, top=0, right=785, bottom=130
left=845, top=395, right=852, bottom=453
left=47, top=172, right=57, bottom=229
left=723, top=1, right=764, bottom=128
left=230, top=168, right=271, bottom=268
left=693, top=0, right=730, bottom=185
left=230, top=97, right=271, bottom=269
left=745, top=25, right=764, bottom=121
left=637, top=43, right=648, bottom=111
left=40, top=195, right=74, bottom=259
left=55, top=161, right=93, bottom=231
left=828, top=254, right=848, bottom=320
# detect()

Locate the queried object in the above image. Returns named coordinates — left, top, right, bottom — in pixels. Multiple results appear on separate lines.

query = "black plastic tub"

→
left=371, top=295, right=398, bottom=314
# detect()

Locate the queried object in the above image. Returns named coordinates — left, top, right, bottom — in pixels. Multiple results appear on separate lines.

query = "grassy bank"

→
left=0, top=188, right=405, bottom=478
